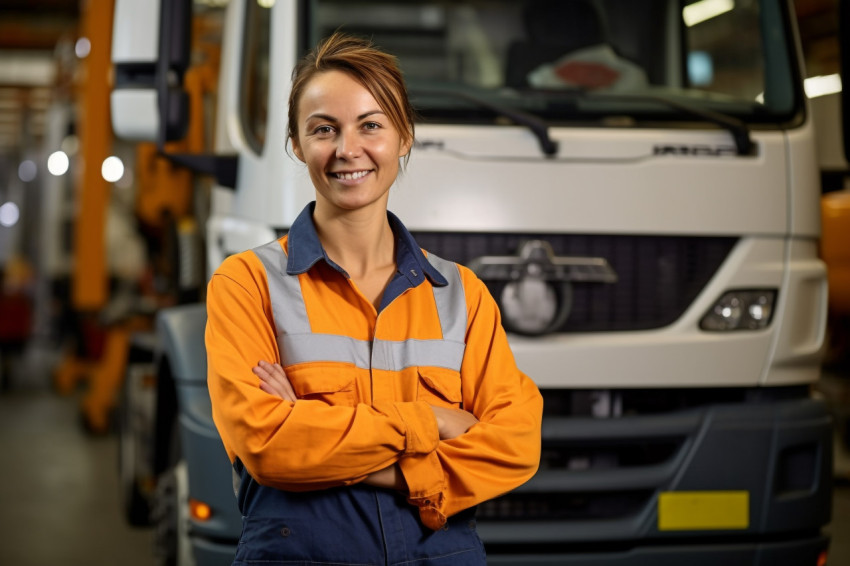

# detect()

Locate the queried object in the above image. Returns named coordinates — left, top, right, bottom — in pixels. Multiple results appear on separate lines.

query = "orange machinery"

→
left=821, top=188, right=850, bottom=366
left=53, top=1, right=219, bottom=434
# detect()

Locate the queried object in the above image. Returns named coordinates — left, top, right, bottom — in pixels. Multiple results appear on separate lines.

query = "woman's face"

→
left=292, top=70, right=411, bottom=215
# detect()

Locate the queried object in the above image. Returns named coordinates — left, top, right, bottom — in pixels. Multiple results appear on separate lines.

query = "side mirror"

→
left=111, top=0, right=191, bottom=145
left=111, top=0, right=237, bottom=187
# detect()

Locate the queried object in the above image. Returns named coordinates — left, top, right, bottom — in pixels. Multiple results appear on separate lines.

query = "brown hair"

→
left=287, top=32, right=415, bottom=158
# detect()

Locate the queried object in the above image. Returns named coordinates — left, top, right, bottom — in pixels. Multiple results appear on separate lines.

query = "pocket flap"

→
left=418, top=367, right=462, bottom=403
left=285, top=363, right=355, bottom=396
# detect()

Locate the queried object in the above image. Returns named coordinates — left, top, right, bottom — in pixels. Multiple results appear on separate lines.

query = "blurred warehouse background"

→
left=0, top=0, right=848, bottom=565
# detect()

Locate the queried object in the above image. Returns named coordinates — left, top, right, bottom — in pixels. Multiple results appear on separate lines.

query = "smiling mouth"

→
left=329, top=170, right=372, bottom=180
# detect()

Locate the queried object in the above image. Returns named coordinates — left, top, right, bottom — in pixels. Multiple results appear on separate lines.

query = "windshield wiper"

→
left=411, top=88, right=559, bottom=157
left=587, top=92, right=755, bottom=156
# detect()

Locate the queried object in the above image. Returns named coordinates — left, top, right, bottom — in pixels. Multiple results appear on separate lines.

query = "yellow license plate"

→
left=658, top=491, right=749, bottom=531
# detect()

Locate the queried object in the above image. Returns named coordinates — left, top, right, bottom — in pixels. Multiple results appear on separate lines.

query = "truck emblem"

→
left=414, top=139, right=445, bottom=150
left=468, top=240, right=617, bottom=335
left=653, top=144, right=737, bottom=157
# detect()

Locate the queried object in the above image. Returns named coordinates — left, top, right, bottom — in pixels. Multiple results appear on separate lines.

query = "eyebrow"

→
left=305, top=110, right=385, bottom=122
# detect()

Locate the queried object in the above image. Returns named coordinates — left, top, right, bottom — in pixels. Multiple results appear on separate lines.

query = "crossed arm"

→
left=252, top=360, right=480, bottom=490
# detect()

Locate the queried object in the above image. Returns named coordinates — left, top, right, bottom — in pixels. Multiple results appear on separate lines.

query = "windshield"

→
left=305, top=0, right=801, bottom=126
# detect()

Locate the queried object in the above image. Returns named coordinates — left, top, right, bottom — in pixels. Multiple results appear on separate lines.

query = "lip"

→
left=327, top=169, right=373, bottom=185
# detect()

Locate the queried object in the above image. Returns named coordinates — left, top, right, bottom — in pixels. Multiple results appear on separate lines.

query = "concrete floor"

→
left=0, top=358, right=849, bottom=566
left=0, top=389, right=157, bottom=566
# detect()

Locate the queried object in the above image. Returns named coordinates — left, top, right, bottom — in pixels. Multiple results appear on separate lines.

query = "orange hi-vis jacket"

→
left=206, top=203, right=543, bottom=530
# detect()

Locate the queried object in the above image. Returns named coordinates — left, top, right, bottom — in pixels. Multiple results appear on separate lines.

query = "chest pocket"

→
left=285, top=363, right=357, bottom=407
left=417, top=366, right=463, bottom=409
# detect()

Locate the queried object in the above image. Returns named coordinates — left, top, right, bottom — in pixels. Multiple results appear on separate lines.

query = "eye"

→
left=363, top=121, right=381, bottom=131
left=312, top=125, right=335, bottom=136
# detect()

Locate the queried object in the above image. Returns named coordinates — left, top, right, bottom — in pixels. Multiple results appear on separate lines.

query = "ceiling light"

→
left=18, top=160, right=37, bottom=182
left=683, top=0, right=734, bottom=27
left=804, top=74, right=842, bottom=99
left=0, top=202, right=20, bottom=227
left=102, top=156, right=125, bottom=183
left=75, top=37, right=91, bottom=59
left=48, top=151, right=70, bottom=176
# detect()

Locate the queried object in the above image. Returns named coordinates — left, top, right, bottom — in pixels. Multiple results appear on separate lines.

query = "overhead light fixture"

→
left=804, top=74, right=842, bottom=99
left=18, top=159, right=37, bottom=182
left=75, top=37, right=91, bottom=59
left=101, top=156, right=125, bottom=183
left=0, top=202, right=20, bottom=227
left=683, top=0, right=734, bottom=27
left=48, top=151, right=70, bottom=176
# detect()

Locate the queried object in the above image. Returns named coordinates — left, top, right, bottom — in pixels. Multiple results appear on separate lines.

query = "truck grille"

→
left=411, top=232, right=737, bottom=332
left=477, top=490, right=653, bottom=522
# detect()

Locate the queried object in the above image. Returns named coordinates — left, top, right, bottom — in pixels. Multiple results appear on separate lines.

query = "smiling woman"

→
left=204, top=32, right=542, bottom=566
left=291, top=70, right=412, bottom=223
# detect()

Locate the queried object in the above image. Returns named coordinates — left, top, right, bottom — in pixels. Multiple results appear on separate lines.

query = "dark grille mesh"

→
left=411, top=233, right=738, bottom=332
left=477, top=490, right=653, bottom=521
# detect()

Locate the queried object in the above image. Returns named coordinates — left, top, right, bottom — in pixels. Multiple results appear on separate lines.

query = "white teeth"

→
left=334, top=170, right=369, bottom=180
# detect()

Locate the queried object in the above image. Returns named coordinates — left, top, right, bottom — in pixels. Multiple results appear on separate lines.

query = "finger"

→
left=259, top=379, right=296, bottom=402
left=252, top=364, right=273, bottom=381
left=255, top=365, right=296, bottom=402
left=255, top=361, right=297, bottom=402
left=260, top=361, right=297, bottom=401
left=253, top=362, right=289, bottom=398
left=271, top=363, right=298, bottom=401
left=254, top=367, right=287, bottom=399
left=256, top=360, right=285, bottom=385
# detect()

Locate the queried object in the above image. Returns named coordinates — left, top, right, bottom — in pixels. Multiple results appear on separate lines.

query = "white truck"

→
left=111, top=1, right=839, bottom=565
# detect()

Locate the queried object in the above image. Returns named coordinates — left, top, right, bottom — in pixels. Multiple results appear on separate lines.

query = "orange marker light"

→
left=816, top=550, right=828, bottom=566
left=189, top=498, right=213, bottom=522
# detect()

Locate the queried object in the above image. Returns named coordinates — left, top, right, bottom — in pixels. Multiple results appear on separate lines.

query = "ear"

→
left=291, top=137, right=305, bottom=162
left=398, top=134, right=413, bottom=158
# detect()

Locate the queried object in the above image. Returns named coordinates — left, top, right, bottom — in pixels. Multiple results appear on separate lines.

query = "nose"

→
left=336, top=128, right=362, bottom=159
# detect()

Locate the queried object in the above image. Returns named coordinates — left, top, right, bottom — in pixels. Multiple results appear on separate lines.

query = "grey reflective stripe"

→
left=427, top=253, right=468, bottom=344
left=281, top=334, right=465, bottom=371
left=371, top=338, right=465, bottom=371
left=281, top=334, right=372, bottom=368
left=252, top=241, right=312, bottom=336
left=253, top=241, right=467, bottom=371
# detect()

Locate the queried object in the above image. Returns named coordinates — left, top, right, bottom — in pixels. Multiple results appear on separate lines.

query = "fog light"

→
left=700, top=290, right=776, bottom=331
left=189, top=498, right=212, bottom=522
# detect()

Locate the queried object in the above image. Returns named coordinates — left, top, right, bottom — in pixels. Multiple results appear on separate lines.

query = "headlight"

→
left=699, top=289, right=776, bottom=331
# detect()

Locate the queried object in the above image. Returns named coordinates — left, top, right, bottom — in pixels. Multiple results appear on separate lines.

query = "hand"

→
left=362, top=464, right=407, bottom=491
left=429, top=405, right=479, bottom=440
left=252, top=360, right=297, bottom=402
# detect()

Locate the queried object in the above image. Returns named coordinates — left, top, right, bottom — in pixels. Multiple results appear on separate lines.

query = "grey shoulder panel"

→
left=251, top=241, right=311, bottom=336
left=426, top=253, right=468, bottom=344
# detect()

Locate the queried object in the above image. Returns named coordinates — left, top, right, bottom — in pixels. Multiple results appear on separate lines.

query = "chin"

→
left=322, top=189, right=390, bottom=212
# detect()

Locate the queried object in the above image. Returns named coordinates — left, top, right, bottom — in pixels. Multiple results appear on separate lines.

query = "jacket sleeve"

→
left=206, top=251, right=440, bottom=491
left=397, top=266, right=543, bottom=529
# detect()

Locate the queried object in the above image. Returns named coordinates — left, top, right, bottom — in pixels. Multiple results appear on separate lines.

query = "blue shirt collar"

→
left=285, top=202, right=448, bottom=287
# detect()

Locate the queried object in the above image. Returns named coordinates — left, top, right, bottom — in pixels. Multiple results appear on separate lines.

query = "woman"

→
left=206, top=32, right=542, bottom=565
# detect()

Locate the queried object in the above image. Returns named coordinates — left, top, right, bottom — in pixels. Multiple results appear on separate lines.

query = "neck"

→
left=312, top=201, right=396, bottom=279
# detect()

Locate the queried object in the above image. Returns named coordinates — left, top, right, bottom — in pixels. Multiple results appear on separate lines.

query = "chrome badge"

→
left=468, top=240, right=618, bottom=335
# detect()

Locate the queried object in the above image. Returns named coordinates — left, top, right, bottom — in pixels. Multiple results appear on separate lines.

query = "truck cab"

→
left=111, top=1, right=837, bottom=565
